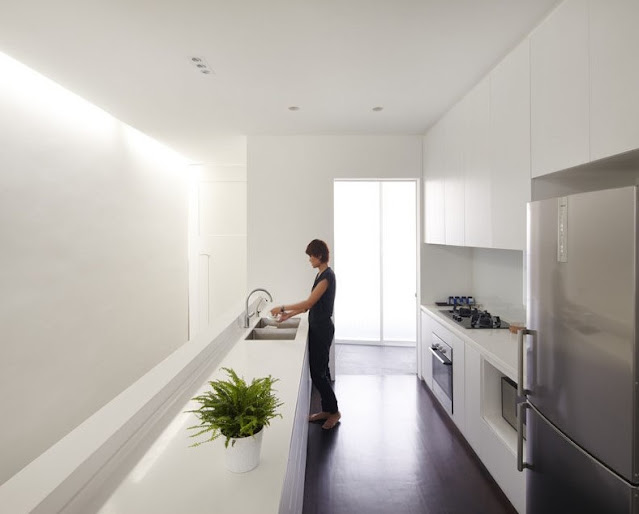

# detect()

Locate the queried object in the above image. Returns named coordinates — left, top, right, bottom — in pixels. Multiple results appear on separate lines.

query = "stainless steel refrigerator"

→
left=518, top=185, right=639, bottom=513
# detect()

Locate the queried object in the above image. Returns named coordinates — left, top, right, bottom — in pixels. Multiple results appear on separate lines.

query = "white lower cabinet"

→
left=463, top=343, right=483, bottom=455
left=466, top=345, right=526, bottom=513
left=420, top=310, right=433, bottom=388
left=421, top=310, right=525, bottom=512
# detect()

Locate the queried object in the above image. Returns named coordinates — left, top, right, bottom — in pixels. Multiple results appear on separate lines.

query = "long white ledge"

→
left=0, top=306, right=309, bottom=514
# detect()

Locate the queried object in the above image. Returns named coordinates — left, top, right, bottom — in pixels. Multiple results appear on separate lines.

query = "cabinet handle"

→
left=517, top=401, right=531, bottom=472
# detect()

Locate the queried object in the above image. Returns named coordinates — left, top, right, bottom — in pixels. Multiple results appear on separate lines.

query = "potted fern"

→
left=187, top=367, right=283, bottom=473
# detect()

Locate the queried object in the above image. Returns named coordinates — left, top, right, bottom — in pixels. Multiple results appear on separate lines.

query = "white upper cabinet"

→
left=423, top=125, right=446, bottom=244
left=463, top=77, right=492, bottom=248
left=425, top=0, right=639, bottom=249
left=489, top=39, right=531, bottom=251
left=423, top=104, right=465, bottom=247
left=444, top=103, right=466, bottom=246
left=589, top=0, right=639, bottom=161
left=530, top=0, right=589, bottom=177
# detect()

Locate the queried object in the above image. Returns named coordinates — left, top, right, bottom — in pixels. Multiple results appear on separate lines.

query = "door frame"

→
left=333, top=178, right=421, bottom=347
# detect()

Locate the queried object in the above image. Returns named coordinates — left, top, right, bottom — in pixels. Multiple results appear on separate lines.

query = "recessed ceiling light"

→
left=372, top=106, right=384, bottom=112
left=288, top=106, right=300, bottom=111
left=188, top=56, right=214, bottom=75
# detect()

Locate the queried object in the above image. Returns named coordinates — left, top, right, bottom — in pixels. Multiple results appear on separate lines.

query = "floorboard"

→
left=303, top=344, right=517, bottom=514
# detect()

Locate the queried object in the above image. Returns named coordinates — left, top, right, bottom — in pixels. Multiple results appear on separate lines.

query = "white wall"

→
left=0, top=53, right=189, bottom=484
left=247, top=135, right=422, bottom=304
left=189, top=164, right=247, bottom=336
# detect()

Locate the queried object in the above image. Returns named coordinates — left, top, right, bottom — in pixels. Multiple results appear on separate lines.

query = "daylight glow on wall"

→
left=122, top=123, right=189, bottom=169
left=0, top=51, right=188, bottom=166
left=0, top=52, right=116, bottom=140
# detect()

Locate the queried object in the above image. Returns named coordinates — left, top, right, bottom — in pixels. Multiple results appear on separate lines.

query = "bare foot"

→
left=322, top=411, right=341, bottom=430
left=308, top=411, right=331, bottom=422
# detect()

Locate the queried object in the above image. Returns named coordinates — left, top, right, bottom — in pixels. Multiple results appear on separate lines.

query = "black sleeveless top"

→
left=308, top=267, right=336, bottom=328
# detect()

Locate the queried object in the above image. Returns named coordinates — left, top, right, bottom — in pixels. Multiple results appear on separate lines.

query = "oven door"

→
left=430, top=334, right=453, bottom=415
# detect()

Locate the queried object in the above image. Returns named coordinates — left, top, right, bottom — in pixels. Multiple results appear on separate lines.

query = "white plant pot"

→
left=224, top=429, right=263, bottom=473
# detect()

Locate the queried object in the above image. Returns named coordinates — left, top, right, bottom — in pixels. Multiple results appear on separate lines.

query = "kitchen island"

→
left=96, top=318, right=310, bottom=514
left=0, top=311, right=311, bottom=514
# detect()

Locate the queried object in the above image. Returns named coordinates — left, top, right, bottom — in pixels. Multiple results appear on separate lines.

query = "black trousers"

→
left=308, top=321, right=338, bottom=413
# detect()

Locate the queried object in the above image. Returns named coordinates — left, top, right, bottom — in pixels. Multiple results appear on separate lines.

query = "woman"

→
left=271, top=239, right=340, bottom=430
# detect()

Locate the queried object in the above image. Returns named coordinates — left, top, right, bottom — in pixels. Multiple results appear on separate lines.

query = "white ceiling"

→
left=0, top=0, right=560, bottom=163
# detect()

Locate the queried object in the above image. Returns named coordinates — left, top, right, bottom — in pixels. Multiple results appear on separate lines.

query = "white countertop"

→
left=96, top=316, right=309, bottom=514
left=421, top=304, right=520, bottom=380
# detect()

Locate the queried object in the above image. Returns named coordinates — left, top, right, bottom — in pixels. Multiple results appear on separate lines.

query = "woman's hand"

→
left=278, top=311, right=294, bottom=322
left=270, top=306, right=282, bottom=317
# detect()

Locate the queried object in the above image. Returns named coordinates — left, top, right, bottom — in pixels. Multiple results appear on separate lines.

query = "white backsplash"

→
left=420, top=244, right=473, bottom=303
left=471, top=247, right=525, bottom=323
left=421, top=244, right=526, bottom=324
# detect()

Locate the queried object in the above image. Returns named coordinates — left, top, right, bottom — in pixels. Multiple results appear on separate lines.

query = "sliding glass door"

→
left=334, top=180, right=417, bottom=346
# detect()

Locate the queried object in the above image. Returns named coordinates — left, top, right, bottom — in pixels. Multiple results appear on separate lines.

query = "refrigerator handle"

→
left=517, top=401, right=531, bottom=472
left=517, top=328, right=534, bottom=397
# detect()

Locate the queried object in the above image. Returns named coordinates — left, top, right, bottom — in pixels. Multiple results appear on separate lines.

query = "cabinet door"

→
left=449, top=331, right=465, bottom=433
left=443, top=104, right=465, bottom=246
left=420, top=311, right=433, bottom=388
left=490, top=39, right=531, bottom=251
left=530, top=0, right=589, bottom=177
left=590, top=0, right=639, bottom=161
left=464, top=343, right=483, bottom=456
left=423, top=128, right=446, bottom=244
left=464, top=77, right=492, bottom=248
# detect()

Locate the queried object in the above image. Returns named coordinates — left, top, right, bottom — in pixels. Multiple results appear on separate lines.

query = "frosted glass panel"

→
left=334, top=181, right=381, bottom=340
left=382, top=182, right=417, bottom=342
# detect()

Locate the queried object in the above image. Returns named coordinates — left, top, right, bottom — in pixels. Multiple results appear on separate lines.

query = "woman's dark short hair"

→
left=306, top=239, right=330, bottom=263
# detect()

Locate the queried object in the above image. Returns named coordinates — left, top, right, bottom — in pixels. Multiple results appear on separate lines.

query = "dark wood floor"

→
left=303, top=344, right=517, bottom=514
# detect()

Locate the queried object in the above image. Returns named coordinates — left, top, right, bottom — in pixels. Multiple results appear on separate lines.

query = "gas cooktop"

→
left=442, top=306, right=510, bottom=330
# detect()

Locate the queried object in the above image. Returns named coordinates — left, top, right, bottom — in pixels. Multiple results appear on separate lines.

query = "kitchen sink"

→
left=244, top=327, right=298, bottom=340
left=254, top=318, right=301, bottom=329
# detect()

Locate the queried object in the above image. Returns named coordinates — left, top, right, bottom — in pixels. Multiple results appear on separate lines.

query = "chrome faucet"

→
left=244, top=288, right=273, bottom=328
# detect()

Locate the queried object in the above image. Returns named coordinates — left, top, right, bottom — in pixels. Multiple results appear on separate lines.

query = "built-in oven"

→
left=430, top=334, right=453, bottom=415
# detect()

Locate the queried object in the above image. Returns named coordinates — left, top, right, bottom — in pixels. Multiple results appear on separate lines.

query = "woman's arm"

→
left=276, top=308, right=305, bottom=322
left=271, top=279, right=329, bottom=320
